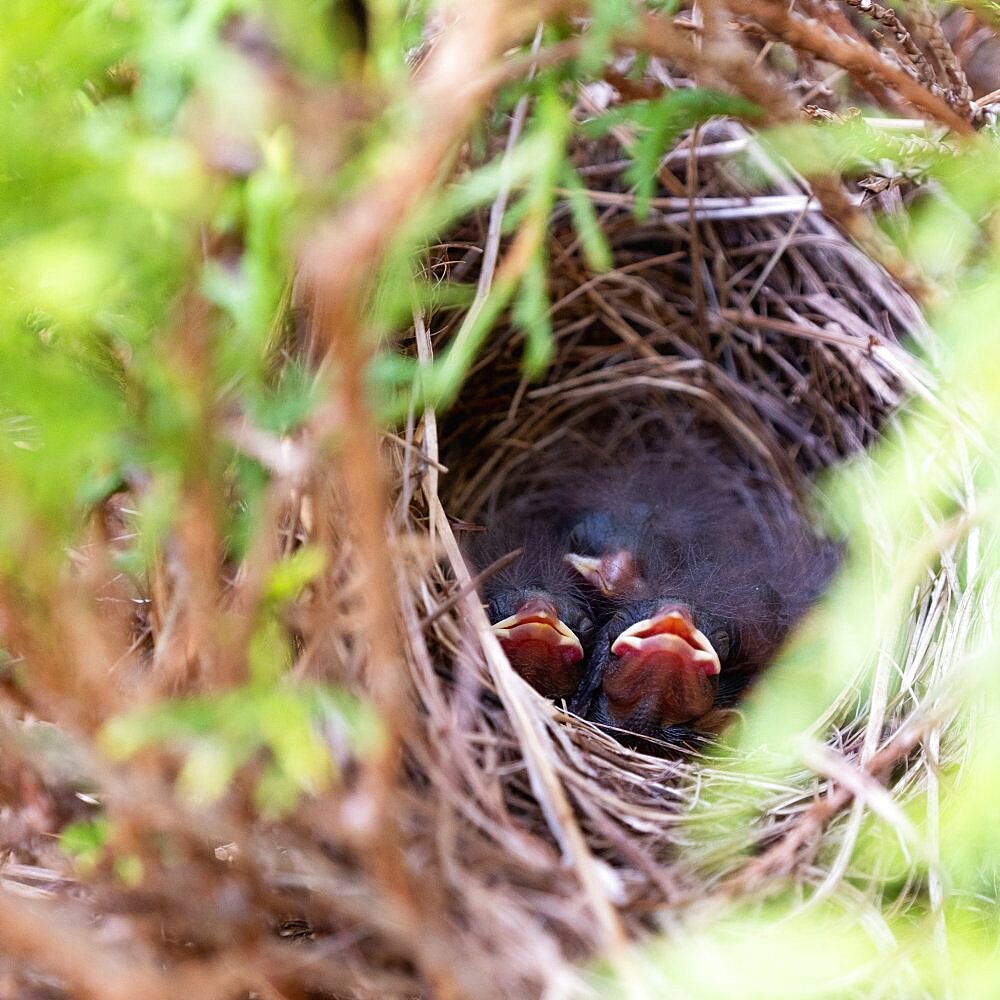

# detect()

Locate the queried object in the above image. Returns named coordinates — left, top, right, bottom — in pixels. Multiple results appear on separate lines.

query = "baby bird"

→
left=465, top=508, right=594, bottom=699
left=564, top=440, right=839, bottom=745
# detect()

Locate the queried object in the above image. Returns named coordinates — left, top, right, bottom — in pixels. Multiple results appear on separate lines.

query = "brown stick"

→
left=727, top=0, right=975, bottom=134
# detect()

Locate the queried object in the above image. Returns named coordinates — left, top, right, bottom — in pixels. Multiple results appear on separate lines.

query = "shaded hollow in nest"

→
left=396, top=118, right=939, bottom=986
left=461, top=413, right=844, bottom=750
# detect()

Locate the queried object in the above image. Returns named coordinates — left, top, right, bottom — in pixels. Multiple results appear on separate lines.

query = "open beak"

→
left=611, top=606, right=721, bottom=676
left=603, top=604, right=721, bottom=727
left=564, top=549, right=639, bottom=597
left=491, top=597, right=584, bottom=698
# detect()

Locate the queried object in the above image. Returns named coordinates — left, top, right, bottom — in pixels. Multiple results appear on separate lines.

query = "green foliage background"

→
left=1, top=1, right=998, bottom=996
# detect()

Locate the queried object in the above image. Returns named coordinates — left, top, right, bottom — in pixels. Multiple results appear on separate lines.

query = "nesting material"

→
left=389, top=115, right=969, bottom=995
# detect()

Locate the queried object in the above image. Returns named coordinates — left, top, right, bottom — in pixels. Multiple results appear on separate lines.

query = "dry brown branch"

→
left=165, top=287, right=230, bottom=688
left=0, top=891, right=237, bottom=1000
left=907, top=0, right=975, bottom=115
left=728, top=0, right=975, bottom=134
left=843, top=0, right=941, bottom=97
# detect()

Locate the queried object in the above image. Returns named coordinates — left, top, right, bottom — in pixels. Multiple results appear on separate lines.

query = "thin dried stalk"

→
left=728, top=0, right=975, bottom=134
left=906, top=0, right=974, bottom=115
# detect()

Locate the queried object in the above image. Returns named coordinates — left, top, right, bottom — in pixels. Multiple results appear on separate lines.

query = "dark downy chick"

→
left=465, top=510, right=594, bottom=700
left=564, top=441, right=839, bottom=744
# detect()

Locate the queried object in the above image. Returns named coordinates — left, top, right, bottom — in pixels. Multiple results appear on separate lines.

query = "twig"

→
left=476, top=24, right=544, bottom=303
left=561, top=190, right=863, bottom=213
left=728, top=0, right=974, bottom=134
left=419, top=547, right=523, bottom=627
left=842, top=0, right=943, bottom=102
left=907, top=0, right=974, bottom=118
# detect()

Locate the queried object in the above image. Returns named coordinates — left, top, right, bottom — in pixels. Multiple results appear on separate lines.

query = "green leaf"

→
left=513, top=254, right=553, bottom=378
left=99, top=696, right=222, bottom=758
left=257, top=689, right=333, bottom=793
left=114, top=854, right=145, bottom=887
left=561, top=163, right=613, bottom=272
left=314, top=687, right=386, bottom=758
left=60, top=817, right=111, bottom=871
left=177, top=739, right=242, bottom=806
left=251, top=360, right=323, bottom=435
left=265, top=545, right=327, bottom=604
left=248, top=613, right=292, bottom=684
left=612, top=90, right=761, bottom=218
left=581, top=0, right=638, bottom=71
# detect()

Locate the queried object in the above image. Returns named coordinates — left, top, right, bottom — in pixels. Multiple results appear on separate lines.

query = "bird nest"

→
left=382, top=116, right=974, bottom=995
left=3, top=114, right=973, bottom=1000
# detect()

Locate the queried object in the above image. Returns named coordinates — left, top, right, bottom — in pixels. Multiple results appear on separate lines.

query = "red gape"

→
left=491, top=597, right=584, bottom=698
left=604, top=604, right=721, bottom=728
